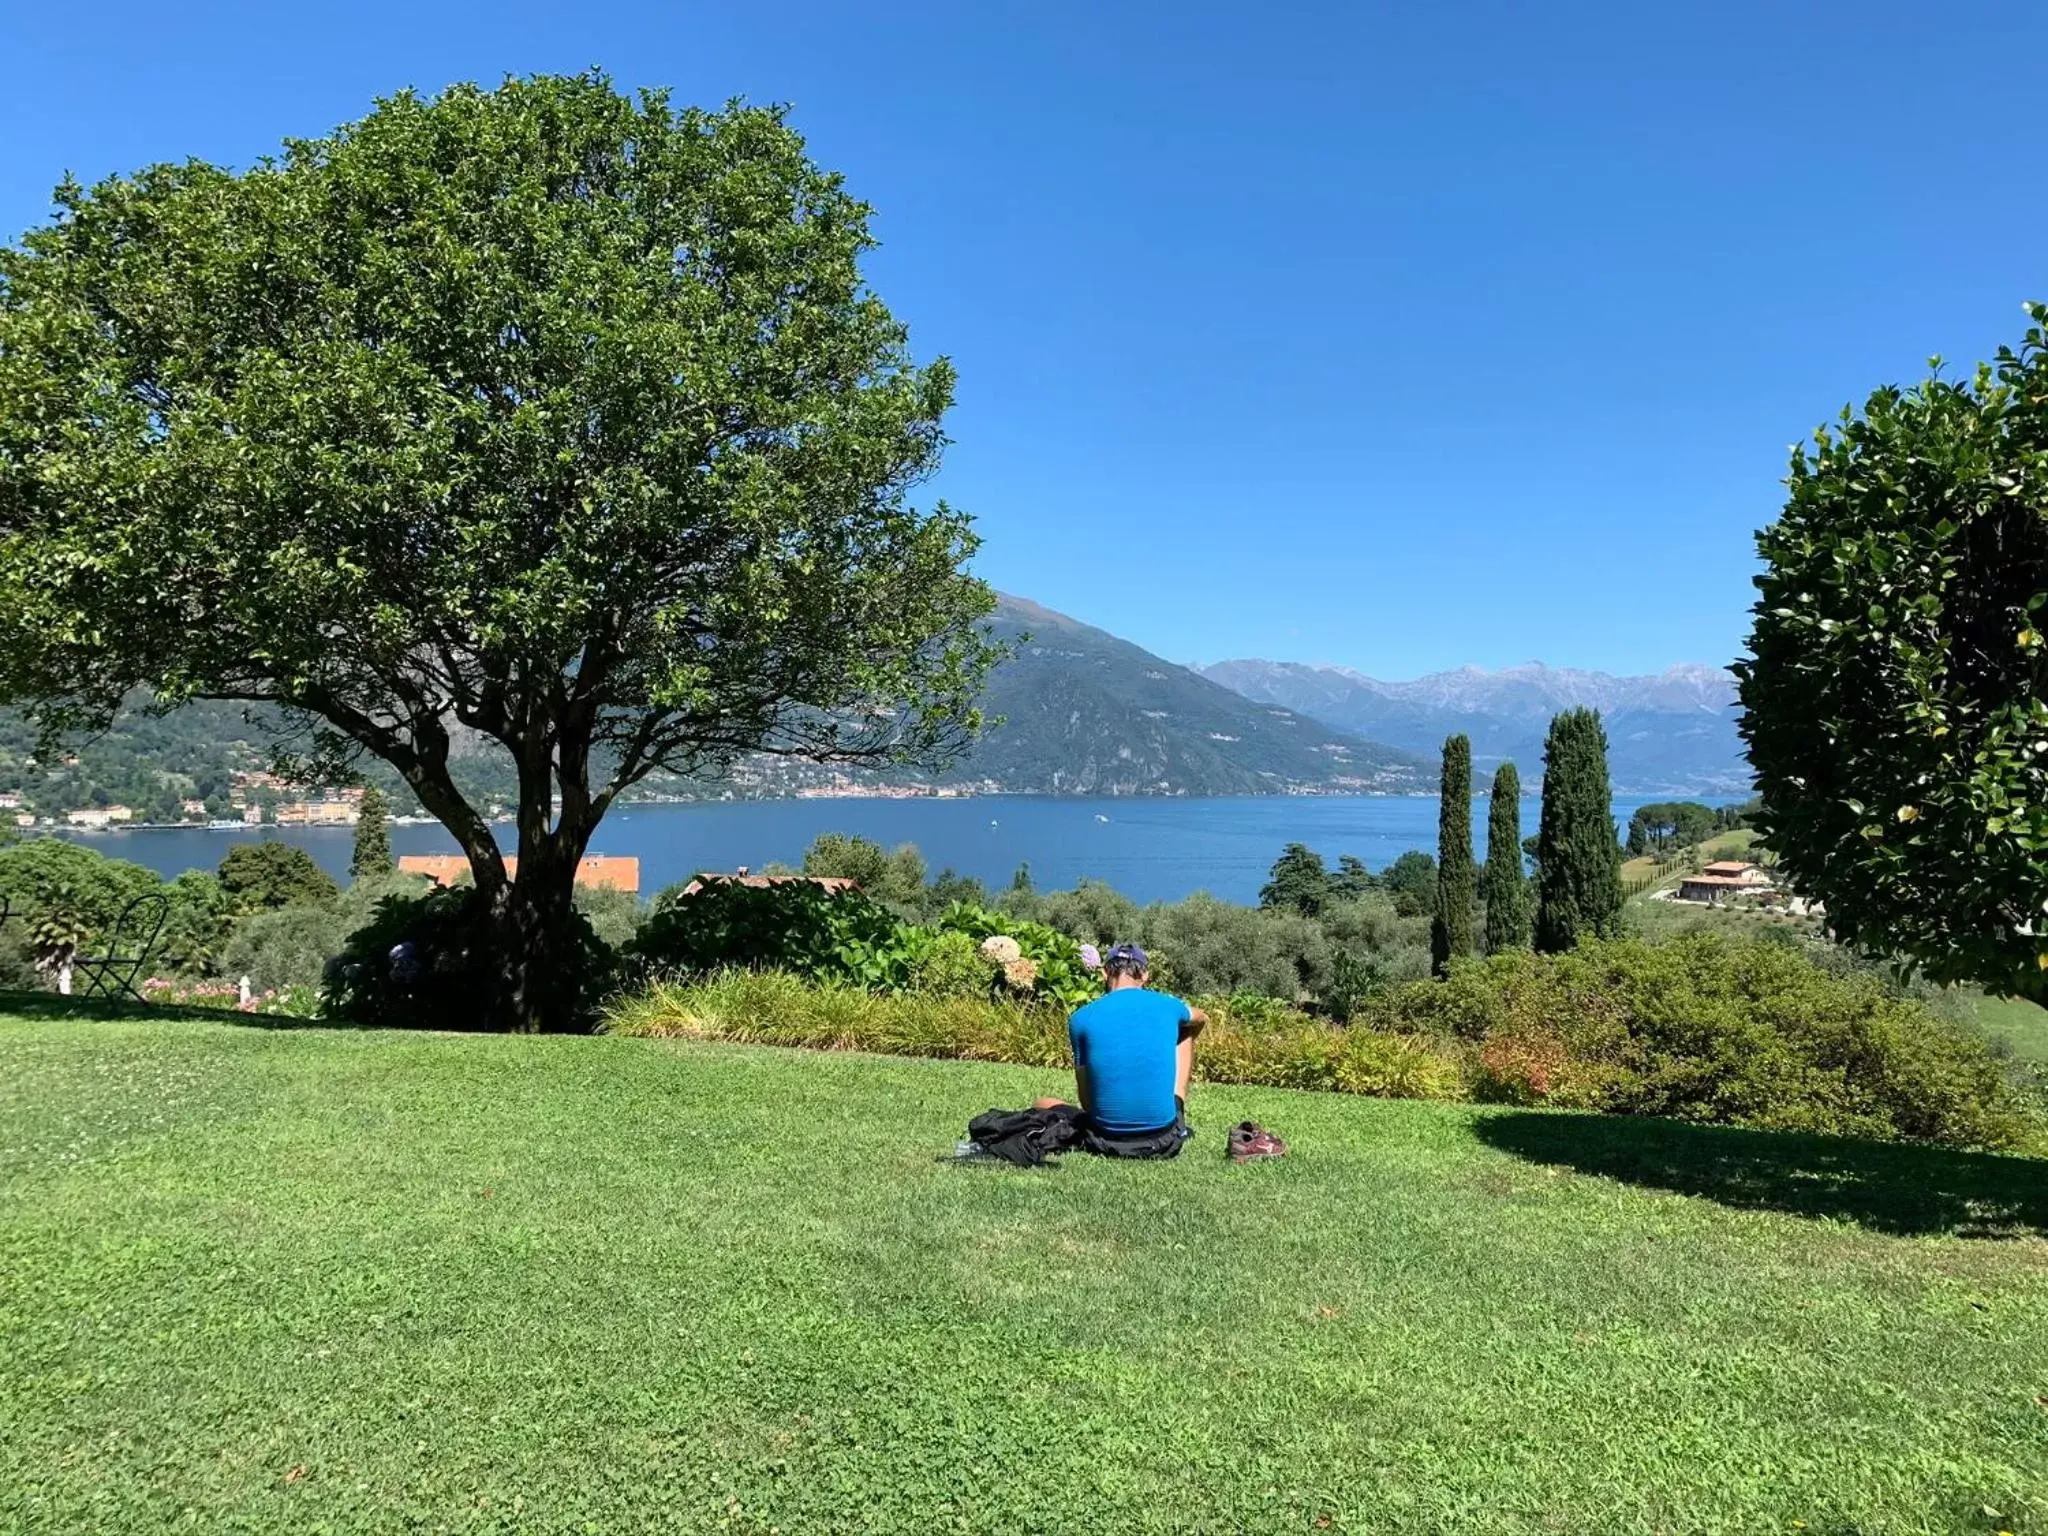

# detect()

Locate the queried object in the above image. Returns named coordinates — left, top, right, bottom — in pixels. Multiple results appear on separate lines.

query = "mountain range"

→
left=1196, top=658, right=1748, bottom=795
left=935, top=596, right=1432, bottom=794
left=1, top=596, right=1743, bottom=811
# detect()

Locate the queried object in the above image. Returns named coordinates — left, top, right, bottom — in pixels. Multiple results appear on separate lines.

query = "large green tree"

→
left=1381, top=849, right=1437, bottom=918
left=1430, top=734, right=1474, bottom=974
left=1481, top=760, right=1529, bottom=952
left=0, top=75, right=998, bottom=1030
left=351, top=785, right=393, bottom=882
left=1739, top=308, right=2048, bottom=1000
left=1533, top=709, right=1621, bottom=953
left=801, top=831, right=925, bottom=907
left=218, top=842, right=339, bottom=916
left=1260, top=842, right=1330, bottom=917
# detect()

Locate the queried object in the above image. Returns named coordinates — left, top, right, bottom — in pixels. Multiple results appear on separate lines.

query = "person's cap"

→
left=1103, top=942, right=1149, bottom=969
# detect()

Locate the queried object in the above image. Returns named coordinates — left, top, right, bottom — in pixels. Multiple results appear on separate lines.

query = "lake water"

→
left=51, top=793, right=1735, bottom=907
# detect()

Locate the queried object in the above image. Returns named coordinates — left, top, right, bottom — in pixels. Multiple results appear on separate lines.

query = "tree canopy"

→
left=1625, top=801, right=1722, bottom=854
left=218, top=842, right=339, bottom=915
left=801, top=831, right=926, bottom=908
left=1260, top=843, right=1330, bottom=917
left=1739, top=308, right=2048, bottom=1000
left=0, top=74, right=998, bottom=1029
left=1382, top=849, right=1437, bottom=919
left=1329, top=854, right=1377, bottom=903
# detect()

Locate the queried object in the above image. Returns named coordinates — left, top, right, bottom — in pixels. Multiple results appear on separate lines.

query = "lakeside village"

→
left=4, top=765, right=991, bottom=836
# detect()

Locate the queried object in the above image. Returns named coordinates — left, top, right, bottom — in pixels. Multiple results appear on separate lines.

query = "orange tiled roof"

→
left=676, top=873, right=858, bottom=897
left=397, top=853, right=641, bottom=894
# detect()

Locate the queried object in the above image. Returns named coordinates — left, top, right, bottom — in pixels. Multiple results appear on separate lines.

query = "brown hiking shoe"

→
left=1228, top=1121, right=1287, bottom=1163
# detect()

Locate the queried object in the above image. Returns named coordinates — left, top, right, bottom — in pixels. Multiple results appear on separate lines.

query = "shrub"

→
left=905, top=927, right=995, bottom=997
left=0, top=838, right=162, bottom=942
left=0, top=924, right=34, bottom=990
left=628, top=879, right=910, bottom=988
left=610, top=969, right=1072, bottom=1069
left=929, top=903, right=1097, bottom=1008
left=573, top=884, right=644, bottom=952
left=221, top=904, right=352, bottom=992
left=323, top=885, right=613, bottom=1031
left=156, top=872, right=231, bottom=976
left=999, top=883, right=1431, bottom=1012
left=1372, top=934, right=2038, bottom=1149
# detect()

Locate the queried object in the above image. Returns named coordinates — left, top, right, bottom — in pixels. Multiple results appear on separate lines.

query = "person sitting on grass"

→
left=1036, top=942, right=1205, bottom=1159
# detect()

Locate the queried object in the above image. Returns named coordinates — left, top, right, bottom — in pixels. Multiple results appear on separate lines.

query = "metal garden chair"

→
left=74, top=890, right=170, bottom=1004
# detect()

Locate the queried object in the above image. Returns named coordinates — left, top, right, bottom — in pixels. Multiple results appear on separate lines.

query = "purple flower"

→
left=1079, top=943, right=1102, bottom=971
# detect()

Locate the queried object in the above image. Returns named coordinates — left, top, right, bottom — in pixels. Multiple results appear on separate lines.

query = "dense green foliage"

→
left=1015, top=877, right=1430, bottom=1004
left=0, top=837, right=164, bottom=940
left=216, top=842, right=338, bottom=916
left=799, top=832, right=927, bottom=908
left=1432, top=734, right=1475, bottom=974
left=321, top=884, right=614, bottom=1031
left=152, top=872, right=231, bottom=976
left=220, top=905, right=352, bottom=992
left=1739, top=306, right=2048, bottom=1002
left=1623, top=800, right=1740, bottom=855
left=1382, top=848, right=1438, bottom=918
left=624, top=878, right=1098, bottom=1007
left=1382, top=935, right=2036, bottom=1148
left=0, top=73, right=998, bottom=1031
left=1534, top=709, right=1622, bottom=953
left=1482, top=761, right=1530, bottom=952
left=1330, top=854, right=1376, bottom=902
left=1257, top=841, right=1423, bottom=925
left=1259, top=842, right=1330, bottom=916
left=349, top=787, right=392, bottom=881
left=627, top=879, right=909, bottom=990
left=6, top=1016, right=2042, bottom=1531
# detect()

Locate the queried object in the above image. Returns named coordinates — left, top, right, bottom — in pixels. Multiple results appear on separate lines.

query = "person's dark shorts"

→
left=1078, top=1099, right=1191, bottom=1160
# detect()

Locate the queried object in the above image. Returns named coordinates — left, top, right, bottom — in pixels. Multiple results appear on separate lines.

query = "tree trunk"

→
left=479, top=818, right=594, bottom=1034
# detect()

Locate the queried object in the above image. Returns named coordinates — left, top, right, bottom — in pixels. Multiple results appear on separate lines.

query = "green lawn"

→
left=1966, top=992, right=2048, bottom=1065
left=2, top=1005, right=2045, bottom=1534
left=1620, top=827, right=1760, bottom=889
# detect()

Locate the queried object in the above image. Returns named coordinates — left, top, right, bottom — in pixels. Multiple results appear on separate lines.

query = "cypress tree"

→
left=1481, top=760, right=1530, bottom=952
left=351, top=784, right=393, bottom=882
left=1430, top=734, right=1475, bottom=975
left=1533, top=708, right=1622, bottom=953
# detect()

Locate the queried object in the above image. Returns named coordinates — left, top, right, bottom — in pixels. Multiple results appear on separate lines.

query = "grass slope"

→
left=1967, top=992, right=2048, bottom=1065
left=2, top=1007, right=2045, bottom=1534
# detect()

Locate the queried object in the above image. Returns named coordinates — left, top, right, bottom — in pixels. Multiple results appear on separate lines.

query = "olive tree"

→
left=0, top=74, right=999, bottom=1030
left=1738, top=307, right=2048, bottom=1000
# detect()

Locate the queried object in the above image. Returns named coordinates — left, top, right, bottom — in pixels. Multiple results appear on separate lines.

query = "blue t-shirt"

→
left=1068, top=986, right=1191, bottom=1133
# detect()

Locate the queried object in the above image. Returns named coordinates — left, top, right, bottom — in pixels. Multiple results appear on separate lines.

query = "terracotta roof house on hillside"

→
left=1677, top=861, right=1775, bottom=904
left=398, top=853, right=641, bottom=893
left=676, top=869, right=858, bottom=898
left=1702, top=861, right=1769, bottom=881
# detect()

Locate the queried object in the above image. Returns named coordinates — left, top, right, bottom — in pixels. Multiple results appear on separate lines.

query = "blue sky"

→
left=3, top=1, right=2042, bottom=678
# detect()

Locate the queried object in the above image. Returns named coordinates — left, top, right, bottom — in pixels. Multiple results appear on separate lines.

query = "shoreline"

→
left=25, top=783, right=1751, bottom=838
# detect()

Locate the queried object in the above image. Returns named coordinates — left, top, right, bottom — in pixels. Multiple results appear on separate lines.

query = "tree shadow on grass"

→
left=1474, top=1110, right=2048, bottom=1239
left=0, top=987, right=353, bottom=1032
